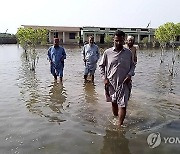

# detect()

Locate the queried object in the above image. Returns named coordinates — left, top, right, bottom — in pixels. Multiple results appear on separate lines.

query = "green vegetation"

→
left=141, top=37, right=148, bottom=48
left=0, top=33, right=17, bottom=44
left=16, top=27, right=48, bottom=71
left=104, top=34, right=113, bottom=47
left=0, top=33, right=16, bottom=38
left=75, top=35, right=83, bottom=45
left=177, top=46, right=180, bottom=50
left=155, top=22, right=180, bottom=75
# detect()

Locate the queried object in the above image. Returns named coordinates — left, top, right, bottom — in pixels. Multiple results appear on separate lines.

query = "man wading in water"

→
left=82, top=36, right=99, bottom=82
left=124, top=35, right=138, bottom=97
left=99, top=30, right=136, bottom=127
left=124, top=35, right=137, bottom=65
left=48, top=38, right=66, bottom=82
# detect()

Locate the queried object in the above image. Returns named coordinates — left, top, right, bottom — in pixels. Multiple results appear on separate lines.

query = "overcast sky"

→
left=0, top=0, right=179, bottom=34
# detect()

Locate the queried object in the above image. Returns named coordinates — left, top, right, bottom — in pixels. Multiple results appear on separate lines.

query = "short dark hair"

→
left=89, top=35, right=94, bottom=39
left=54, top=38, right=59, bottom=41
left=114, top=30, right=125, bottom=37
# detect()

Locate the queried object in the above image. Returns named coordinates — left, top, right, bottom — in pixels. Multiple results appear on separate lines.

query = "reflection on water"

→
left=48, top=82, right=67, bottom=113
left=19, top=51, right=67, bottom=124
left=0, top=45, right=180, bottom=153
left=74, top=82, right=99, bottom=124
left=101, top=129, right=131, bottom=154
left=83, top=82, right=98, bottom=104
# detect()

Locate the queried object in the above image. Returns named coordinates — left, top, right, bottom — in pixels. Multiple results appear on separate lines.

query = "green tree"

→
left=104, top=34, right=113, bottom=47
left=177, top=45, right=180, bottom=57
left=155, top=22, right=180, bottom=75
left=141, top=37, right=148, bottom=48
left=155, top=25, right=168, bottom=63
left=75, top=35, right=82, bottom=46
left=16, top=27, right=48, bottom=71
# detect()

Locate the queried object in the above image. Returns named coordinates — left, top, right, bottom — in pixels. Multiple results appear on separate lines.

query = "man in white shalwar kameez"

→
left=99, top=30, right=135, bottom=126
left=82, top=36, right=99, bottom=82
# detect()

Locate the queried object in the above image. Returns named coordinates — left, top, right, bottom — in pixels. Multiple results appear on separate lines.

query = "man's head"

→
left=54, top=38, right=60, bottom=47
left=88, top=36, right=94, bottom=45
left=127, top=35, right=135, bottom=47
left=113, top=30, right=125, bottom=50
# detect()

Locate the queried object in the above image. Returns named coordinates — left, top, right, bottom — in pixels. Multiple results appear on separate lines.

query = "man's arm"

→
left=81, top=45, right=86, bottom=62
left=61, top=48, right=66, bottom=61
left=134, top=47, right=137, bottom=64
left=127, top=53, right=136, bottom=78
left=123, top=58, right=135, bottom=83
left=99, top=51, right=107, bottom=83
left=47, top=47, right=52, bottom=62
left=96, top=46, right=100, bottom=60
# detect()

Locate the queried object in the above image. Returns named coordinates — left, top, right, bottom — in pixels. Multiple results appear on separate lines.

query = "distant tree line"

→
left=0, top=33, right=17, bottom=44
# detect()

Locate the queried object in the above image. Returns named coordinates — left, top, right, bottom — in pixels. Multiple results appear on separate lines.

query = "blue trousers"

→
left=50, top=63, right=64, bottom=77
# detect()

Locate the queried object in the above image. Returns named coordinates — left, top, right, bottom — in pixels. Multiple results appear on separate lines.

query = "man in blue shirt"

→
left=48, top=38, right=66, bottom=82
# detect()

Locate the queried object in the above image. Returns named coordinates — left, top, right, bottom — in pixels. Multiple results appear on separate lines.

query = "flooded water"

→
left=0, top=44, right=180, bottom=154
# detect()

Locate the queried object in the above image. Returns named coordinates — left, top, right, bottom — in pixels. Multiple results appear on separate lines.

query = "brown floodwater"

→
left=0, top=44, right=180, bottom=154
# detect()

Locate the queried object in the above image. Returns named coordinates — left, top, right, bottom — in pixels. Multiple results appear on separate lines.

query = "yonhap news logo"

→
left=147, top=132, right=180, bottom=148
left=147, top=132, right=161, bottom=148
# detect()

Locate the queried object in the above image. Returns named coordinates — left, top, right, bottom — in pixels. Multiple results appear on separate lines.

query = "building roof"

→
left=21, top=25, right=81, bottom=32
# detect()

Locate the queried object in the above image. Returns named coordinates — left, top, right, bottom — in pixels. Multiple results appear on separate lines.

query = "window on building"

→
left=110, top=28, right=117, bottom=31
left=69, top=33, right=76, bottom=39
left=131, top=28, right=136, bottom=31
left=140, top=35, right=148, bottom=41
left=54, top=32, right=58, bottom=38
left=47, top=33, right=49, bottom=42
left=141, top=29, right=148, bottom=32
left=100, top=28, right=105, bottom=30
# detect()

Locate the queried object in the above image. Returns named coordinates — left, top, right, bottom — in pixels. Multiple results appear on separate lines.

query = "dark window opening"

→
left=47, top=33, right=49, bottom=42
left=54, top=32, right=58, bottom=38
left=141, top=29, right=148, bottom=32
left=176, top=36, right=180, bottom=41
left=140, top=35, right=148, bottom=41
left=100, top=34, right=105, bottom=44
left=69, top=33, right=76, bottom=39
left=110, top=28, right=117, bottom=31
left=100, top=28, right=105, bottom=30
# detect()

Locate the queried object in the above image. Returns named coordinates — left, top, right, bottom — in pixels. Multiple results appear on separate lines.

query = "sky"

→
left=0, top=0, right=180, bottom=34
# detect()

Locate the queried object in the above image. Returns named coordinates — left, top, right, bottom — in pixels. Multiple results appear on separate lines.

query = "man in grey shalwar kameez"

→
left=99, top=30, right=135, bottom=126
left=82, top=36, right=99, bottom=82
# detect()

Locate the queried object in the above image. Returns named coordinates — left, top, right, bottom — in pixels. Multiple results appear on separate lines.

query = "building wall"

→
left=21, top=25, right=180, bottom=46
left=65, top=32, right=79, bottom=43
left=82, top=27, right=156, bottom=44
left=49, top=31, right=79, bottom=44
